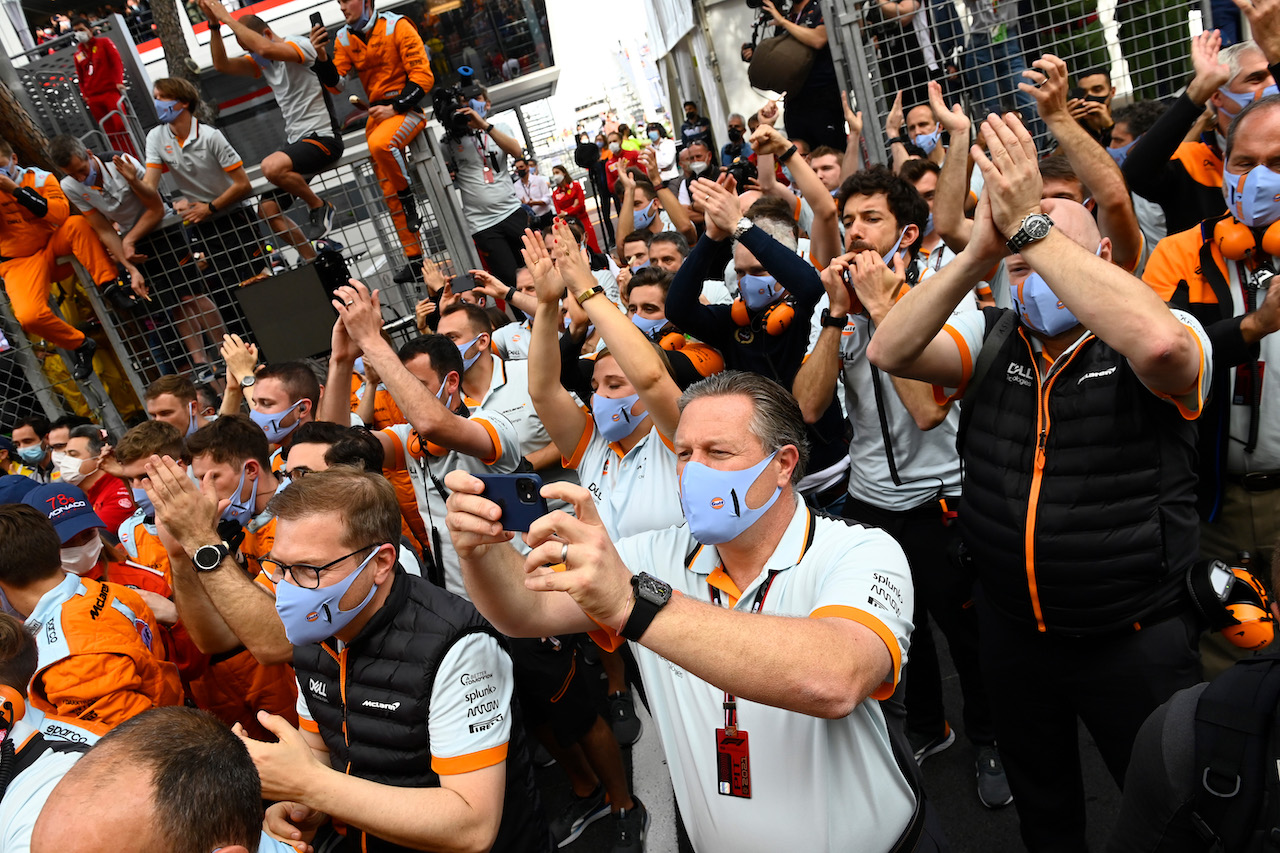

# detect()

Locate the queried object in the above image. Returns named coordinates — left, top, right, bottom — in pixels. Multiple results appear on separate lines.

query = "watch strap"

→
left=820, top=308, right=848, bottom=329
left=575, top=284, right=605, bottom=306
left=777, top=144, right=799, bottom=164
left=620, top=573, right=671, bottom=641
left=208, top=200, right=218, bottom=214
left=193, top=542, right=229, bottom=572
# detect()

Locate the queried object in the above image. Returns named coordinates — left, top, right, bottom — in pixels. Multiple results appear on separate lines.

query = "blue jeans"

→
left=966, top=30, right=1047, bottom=147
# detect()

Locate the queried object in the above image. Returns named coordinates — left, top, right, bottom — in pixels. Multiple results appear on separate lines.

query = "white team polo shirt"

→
left=600, top=497, right=917, bottom=852
left=477, top=354, right=548, bottom=457
left=383, top=407, right=521, bottom=597
left=491, top=320, right=531, bottom=361
left=254, top=37, right=331, bottom=144
left=61, top=153, right=166, bottom=232
left=562, top=415, right=683, bottom=540
left=144, top=118, right=243, bottom=204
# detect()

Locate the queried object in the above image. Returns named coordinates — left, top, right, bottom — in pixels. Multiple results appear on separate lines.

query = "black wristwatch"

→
left=888, top=134, right=911, bottom=147
left=820, top=308, right=848, bottom=329
left=207, top=200, right=218, bottom=214
left=621, top=572, right=673, bottom=641
left=1005, top=213, right=1054, bottom=254
left=192, top=542, right=230, bottom=573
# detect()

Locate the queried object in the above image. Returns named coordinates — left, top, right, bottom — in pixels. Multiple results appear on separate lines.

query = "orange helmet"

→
left=1188, top=559, right=1276, bottom=650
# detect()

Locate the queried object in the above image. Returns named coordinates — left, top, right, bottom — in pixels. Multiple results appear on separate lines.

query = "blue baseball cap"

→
left=0, top=436, right=15, bottom=454
left=0, top=474, right=38, bottom=505
left=21, top=483, right=105, bottom=544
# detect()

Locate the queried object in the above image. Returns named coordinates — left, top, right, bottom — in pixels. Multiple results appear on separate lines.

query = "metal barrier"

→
left=824, top=0, right=1211, bottom=166
left=39, top=125, right=481, bottom=403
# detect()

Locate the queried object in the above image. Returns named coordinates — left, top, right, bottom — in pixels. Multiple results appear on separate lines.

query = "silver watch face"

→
left=1024, top=214, right=1052, bottom=240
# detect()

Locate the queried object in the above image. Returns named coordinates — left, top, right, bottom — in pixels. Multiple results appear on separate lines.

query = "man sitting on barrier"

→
left=0, top=136, right=134, bottom=381
left=203, top=0, right=343, bottom=264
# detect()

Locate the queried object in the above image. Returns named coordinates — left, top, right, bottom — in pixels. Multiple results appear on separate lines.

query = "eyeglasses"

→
left=262, top=544, right=384, bottom=590
left=284, top=466, right=314, bottom=482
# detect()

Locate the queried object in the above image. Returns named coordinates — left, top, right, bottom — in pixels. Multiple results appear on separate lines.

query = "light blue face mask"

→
left=274, top=545, right=383, bottom=645
left=631, top=313, right=666, bottom=338
left=592, top=392, right=645, bottom=442
left=153, top=98, right=181, bottom=123
left=1106, top=138, right=1137, bottom=168
left=132, top=487, right=155, bottom=519
left=0, top=161, right=16, bottom=180
left=249, top=400, right=304, bottom=444
left=1223, top=162, right=1280, bottom=228
left=648, top=130, right=661, bottom=142
left=17, top=445, right=45, bottom=464
left=1217, top=83, right=1280, bottom=118
left=739, top=273, right=784, bottom=311
left=351, top=0, right=375, bottom=33
left=185, top=402, right=200, bottom=438
left=914, top=128, right=942, bottom=155
left=250, top=52, right=271, bottom=69
left=469, top=98, right=487, bottom=117
left=679, top=451, right=782, bottom=545
left=633, top=200, right=657, bottom=230
left=221, top=465, right=256, bottom=526
left=456, top=336, right=484, bottom=372
left=84, top=157, right=99, bottom=187
left=883, top=227, right=908, bottom=265
left=1011, top=243, right=1100, bottom=337
left=923, top=212, right=935, bottom=237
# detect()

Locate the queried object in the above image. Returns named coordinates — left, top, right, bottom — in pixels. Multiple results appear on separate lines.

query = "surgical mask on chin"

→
left=221, top=465, right=256, bottom=526
left=1106, top=138, right=1137, bottom=168
left=58, top=453, right=94, bottom=486
left=883, top=227, right=908, bottom=265
left=132, top=487, right=155, bottom=519
left=631, top=313, right=666, bottom=338
left=679, top=451, right=783, bottom=545
left=633, top=200, right=657, bottom=230
left=914, top=129, right=942, bottom=155
left=592, top=392, right=645, bottom=443
left=274, top=546, right=382, bottom=645
left=249, top=400, right=304, bottom=444
left=739, top=273, right=784, bottom=311
left=1223, top=162, right=1280, bottom=228
left=689, top=160, right=710, bottom=176
left=61, top=537, right=103, bottom=576
left=153, top=98, right=181, bottom=124
left=352, top=1, right=376, bottom=33
left=17, top=445, right=45, bottom=464
left=456, top=336, right=484, bottom=372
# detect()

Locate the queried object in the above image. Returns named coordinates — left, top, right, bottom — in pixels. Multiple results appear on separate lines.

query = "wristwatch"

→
left=732, top=217, right=753, bottom=240
left=620, top=572, right=673, bottom=641
left=820, top=308, right=848, bottom=329
left=240, top=374, right=256, bottom=390
left=1005, top=213, right=1054, bottom=254
left=207, top=200, right=218, bottom=214
left=888, top=134, right=911, bottom=147
left=575, top=284, right=605, bottom=306
left=777, top=144, right=799, bottom=164
left=192, top=542, right=230, bottom=573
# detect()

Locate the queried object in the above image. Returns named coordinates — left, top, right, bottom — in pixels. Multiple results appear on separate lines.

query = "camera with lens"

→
left=723, top=156, right=758, bottom=193
left=432, top=65, right=485, bottom=139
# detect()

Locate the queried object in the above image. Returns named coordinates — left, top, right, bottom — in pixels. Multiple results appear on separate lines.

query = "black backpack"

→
left=1190, top=648, right=1280, bottom=852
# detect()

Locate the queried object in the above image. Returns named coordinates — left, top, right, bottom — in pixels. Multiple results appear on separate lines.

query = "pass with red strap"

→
left=709, top=570, right=779, bottom=799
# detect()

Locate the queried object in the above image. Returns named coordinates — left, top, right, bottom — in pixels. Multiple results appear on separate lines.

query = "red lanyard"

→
left=710, top=570, right=779, bottom=733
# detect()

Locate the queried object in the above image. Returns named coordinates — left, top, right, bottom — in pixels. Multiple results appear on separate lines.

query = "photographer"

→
left=435, top=79, right=530, bottom=288
left=740, top=0, right=844, bottom=150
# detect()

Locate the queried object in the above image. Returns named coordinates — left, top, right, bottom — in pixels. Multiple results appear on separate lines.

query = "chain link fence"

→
left=825, top=0, right=1210, bottom=165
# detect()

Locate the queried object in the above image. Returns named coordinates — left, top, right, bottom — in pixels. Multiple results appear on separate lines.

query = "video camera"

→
left=432, top=65, right=485, bottom=139
left=723, top=156, right=758, bottom=193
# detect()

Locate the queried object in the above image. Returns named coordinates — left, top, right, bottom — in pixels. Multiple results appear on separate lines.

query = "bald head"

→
left=1042, top=198, right=1104, bottom=256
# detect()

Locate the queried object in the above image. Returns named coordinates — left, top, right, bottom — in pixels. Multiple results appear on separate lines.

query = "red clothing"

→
left=552, top=180, right=602, bottom=253
left=74, top=36, right=124, bottom=99
left=85, top=472, right=135, bottom=534
left=603, top=149, right=640, bottom=196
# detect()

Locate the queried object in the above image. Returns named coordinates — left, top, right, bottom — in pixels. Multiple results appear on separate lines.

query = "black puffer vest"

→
left=960, top=312, right=1199, bottom=635
left=292, top=569, right=547, bottom=852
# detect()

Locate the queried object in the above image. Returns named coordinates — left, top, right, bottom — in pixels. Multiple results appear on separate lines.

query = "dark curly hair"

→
left=1112, top=100, right=1167, bottom=139
left=836, top=165, right=930, bottom=256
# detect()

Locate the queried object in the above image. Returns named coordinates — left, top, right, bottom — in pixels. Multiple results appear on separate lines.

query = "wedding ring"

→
left=560, top=543, right=569, bottom=564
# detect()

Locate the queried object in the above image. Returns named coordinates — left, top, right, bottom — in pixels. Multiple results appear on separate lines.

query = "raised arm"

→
left=520, top=233, right=591, bottom=459
left=334, top=281, right=499, bottom=459
left=884, top=91, right=910, bottom=174
left=977, top=113, right=1202, bottom=394
left=840, top=91, right=864, bottom=180
left=550, top=222, right=682, bottom=439
left=928, top=81, right=974, bottom=251
left=752, top=123, right=840, bottom=268
left=793, top=256, right=855, bottom=423
left=1022, top=55, right=1142, bottom=271
left=761, top=0, right=828, bottom=48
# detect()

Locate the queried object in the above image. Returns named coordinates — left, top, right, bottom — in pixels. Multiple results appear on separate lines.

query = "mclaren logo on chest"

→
left=1077, top=366, right=1117, bottom=385
left=361, top=699, right=402, bottom=711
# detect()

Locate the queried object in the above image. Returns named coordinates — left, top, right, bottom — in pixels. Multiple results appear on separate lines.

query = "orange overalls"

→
left=0, top=167, right=117, bottom=349
left=329, top=12, right=434, bottom=261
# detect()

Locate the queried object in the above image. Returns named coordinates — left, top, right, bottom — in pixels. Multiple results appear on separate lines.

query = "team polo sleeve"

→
left=933, top=308, right=986, bottom=404
left=291, top=36, right=317, bottom=64
left=144, top=127, right=166, bottom=171
left=807, top=525, right=914, bottom=701
left=428, top=633, right=513, bottom=775
left=1138, top=308, right=1213, bottom=420
left=470, top=409, right=521, bottom=469
left=207, top=128, right=244, bottom=173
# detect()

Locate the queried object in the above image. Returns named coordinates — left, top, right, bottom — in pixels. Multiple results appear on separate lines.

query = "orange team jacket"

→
left=0, top=167, right=71, bottom=259
left=120, top=513, right=298, bottom=737
left=329, top=13, right=433, bottom=104
left=25, top=573, right=183, bottom=738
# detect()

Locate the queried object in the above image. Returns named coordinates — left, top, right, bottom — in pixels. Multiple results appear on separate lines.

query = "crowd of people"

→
left=6, top=0, right=1280, bottom=850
